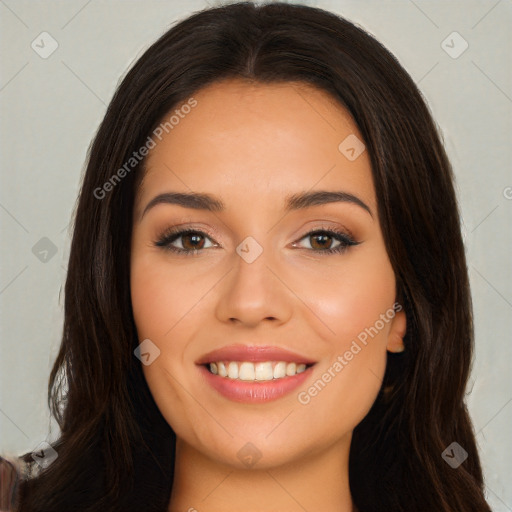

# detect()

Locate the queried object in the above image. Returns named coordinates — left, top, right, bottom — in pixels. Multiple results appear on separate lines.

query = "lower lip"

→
left=199, top=365, right=314, bottom=403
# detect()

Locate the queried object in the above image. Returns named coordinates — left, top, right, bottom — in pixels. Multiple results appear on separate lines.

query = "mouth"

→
left=196, top=344, right=317, bottom=403
left=205, top=360, right=314, bottom=381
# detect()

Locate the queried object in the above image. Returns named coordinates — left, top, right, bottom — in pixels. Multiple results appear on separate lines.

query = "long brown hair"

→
left=7, top=2, right=490, bottom=510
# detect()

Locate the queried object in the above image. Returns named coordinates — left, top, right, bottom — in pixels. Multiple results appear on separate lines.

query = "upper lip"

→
left=196, top=344, right=317, bottom=365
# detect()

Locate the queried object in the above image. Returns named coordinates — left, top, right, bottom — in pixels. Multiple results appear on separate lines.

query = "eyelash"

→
left=153, top=226, right=361, bottom=256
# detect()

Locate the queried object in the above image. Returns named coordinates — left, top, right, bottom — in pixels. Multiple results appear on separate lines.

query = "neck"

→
left=168, top=436, right=355, bottom=512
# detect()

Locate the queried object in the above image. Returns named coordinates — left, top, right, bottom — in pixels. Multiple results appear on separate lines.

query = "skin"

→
left=130, top=79, right=406, bottom=512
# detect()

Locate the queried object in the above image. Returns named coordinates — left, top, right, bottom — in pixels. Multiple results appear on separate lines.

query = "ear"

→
left=386, top=309, right=406, bottom=353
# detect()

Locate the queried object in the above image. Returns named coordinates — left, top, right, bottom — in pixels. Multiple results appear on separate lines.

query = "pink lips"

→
left=196, top=344, right=316, bottom=403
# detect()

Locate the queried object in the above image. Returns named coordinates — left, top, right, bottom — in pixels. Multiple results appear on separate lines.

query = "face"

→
left=130, top=79, right=406, bottom=470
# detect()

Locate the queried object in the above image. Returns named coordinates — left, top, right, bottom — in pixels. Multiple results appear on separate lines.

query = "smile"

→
left=197, top=344, right=316, bottom=403
left=208, top=361, right=309, bottom=381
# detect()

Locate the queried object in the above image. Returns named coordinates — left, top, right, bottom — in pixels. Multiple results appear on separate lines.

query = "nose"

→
left=214, top=238, right=293, bottom=328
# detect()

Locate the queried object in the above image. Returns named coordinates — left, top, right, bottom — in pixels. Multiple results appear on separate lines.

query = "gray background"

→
left=1, top=0, right=511, bottom=509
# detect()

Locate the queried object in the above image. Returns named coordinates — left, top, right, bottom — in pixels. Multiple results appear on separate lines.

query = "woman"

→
left=3, top=2, right=491, bottom=510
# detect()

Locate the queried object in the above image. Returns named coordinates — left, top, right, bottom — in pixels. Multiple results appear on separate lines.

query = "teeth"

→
left=286, top=362, right=297, bottom=376
left=255, top=362, right=273, bottom=381
left=208, top=361, right=310, bottom=381
left=217, top=361, right=227, bottom=377
left=239, top=362, right=255, bottom=381
left=273, top=361, right=286, bottom=379
left=228, top=361, right=239, bottom=379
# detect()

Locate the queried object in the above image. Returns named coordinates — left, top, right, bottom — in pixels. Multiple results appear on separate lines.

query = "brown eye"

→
left=293, top=229, right=360, bottom=255
left=155, top=229, right=217, bottom=254
left=309, top=233, right=336, bottom=250
left=181, top=232, right=206, bottom=250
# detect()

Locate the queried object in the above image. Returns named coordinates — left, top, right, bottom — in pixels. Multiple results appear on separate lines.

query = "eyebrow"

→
left=140, top=189, right=372, bottom=220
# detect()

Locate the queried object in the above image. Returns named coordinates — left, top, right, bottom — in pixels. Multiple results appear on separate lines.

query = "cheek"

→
left=130, top=253, right=208, bottom=339
left=130, top=255, right=203, bottom=438
left=130, top=259, right=172, bottom=339
left=291, top=249, right=396, bottom=426
left=292, top=247, right=396, bottom=350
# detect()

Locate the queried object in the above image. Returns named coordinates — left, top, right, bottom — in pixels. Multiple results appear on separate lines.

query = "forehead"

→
left=135, top=79, right=375, bottom=217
